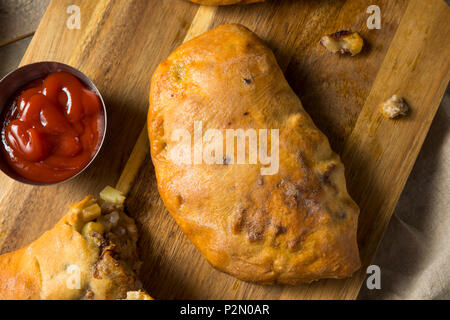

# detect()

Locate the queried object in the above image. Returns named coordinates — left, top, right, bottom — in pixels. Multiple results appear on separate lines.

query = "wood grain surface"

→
left=0, top=0, right=49, bottom=46
left=0, top=0, right=50, bottom=77
left=0, top=37, right=32, bottom=77
left=0, top=0, right=448, bottom=300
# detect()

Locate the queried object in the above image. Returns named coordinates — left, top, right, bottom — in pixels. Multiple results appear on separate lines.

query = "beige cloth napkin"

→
left=359, top=88, right=450, bottom=300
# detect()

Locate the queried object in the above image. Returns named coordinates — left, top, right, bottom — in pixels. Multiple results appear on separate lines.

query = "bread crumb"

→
left=381, top=95, right=409, bottom=119
left=319, top=30, right=364, bottom=56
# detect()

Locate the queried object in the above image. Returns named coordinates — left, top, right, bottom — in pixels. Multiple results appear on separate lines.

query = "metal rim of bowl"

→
left=0, top=61, right=107, bottom=186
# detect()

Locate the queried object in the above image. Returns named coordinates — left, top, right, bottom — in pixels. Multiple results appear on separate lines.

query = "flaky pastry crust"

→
left=148, top=24, right=360, bottom=284
left=0, top=189, right=151, bottom=300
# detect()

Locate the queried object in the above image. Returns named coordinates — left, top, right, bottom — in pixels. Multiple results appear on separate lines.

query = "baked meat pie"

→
left=148, top=24, right=360, bottom=284
left=0, top=187, right=152, bottom=300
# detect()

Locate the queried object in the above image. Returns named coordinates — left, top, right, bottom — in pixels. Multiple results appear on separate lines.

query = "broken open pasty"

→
left=189, top=0, right=263, bottom=5
left=0, top=187, right=152, bottom=300
left=148, top=24, right=360, bottom=284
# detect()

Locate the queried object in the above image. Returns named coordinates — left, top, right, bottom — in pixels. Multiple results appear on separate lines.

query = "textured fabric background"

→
left=359, top=88, right=449, bottom=299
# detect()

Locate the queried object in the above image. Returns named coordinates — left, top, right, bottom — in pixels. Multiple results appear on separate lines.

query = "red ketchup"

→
left=1, top=72, right=104, bottom=184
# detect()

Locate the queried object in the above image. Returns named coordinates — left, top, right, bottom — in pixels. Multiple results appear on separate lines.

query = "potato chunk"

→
left=100, top=186, right=126, bottom=205
left=82, top=204, right=102, bottom=221
left=82, top=221, right=105, bottom=237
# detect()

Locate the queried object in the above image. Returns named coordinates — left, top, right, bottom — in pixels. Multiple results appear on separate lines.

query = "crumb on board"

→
left=380, top=95, right=409, bottom=119
left=319, top=30, right=364, bottom=56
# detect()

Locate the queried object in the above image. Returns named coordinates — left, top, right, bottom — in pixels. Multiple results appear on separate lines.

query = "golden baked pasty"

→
left=148, top=24, right=360, bottom=284
left=0, top=187, right=152, bottom=300
left=189, top=0, right=263, bottom=5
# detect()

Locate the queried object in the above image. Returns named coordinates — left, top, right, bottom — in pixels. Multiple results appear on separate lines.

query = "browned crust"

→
left=148, top=24, right=360, bottom=284
left=0, top=196, right=148, bottom=300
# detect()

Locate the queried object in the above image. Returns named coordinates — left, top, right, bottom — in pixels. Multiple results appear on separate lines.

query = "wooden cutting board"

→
left=0, top=0, right=448, bottom=300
